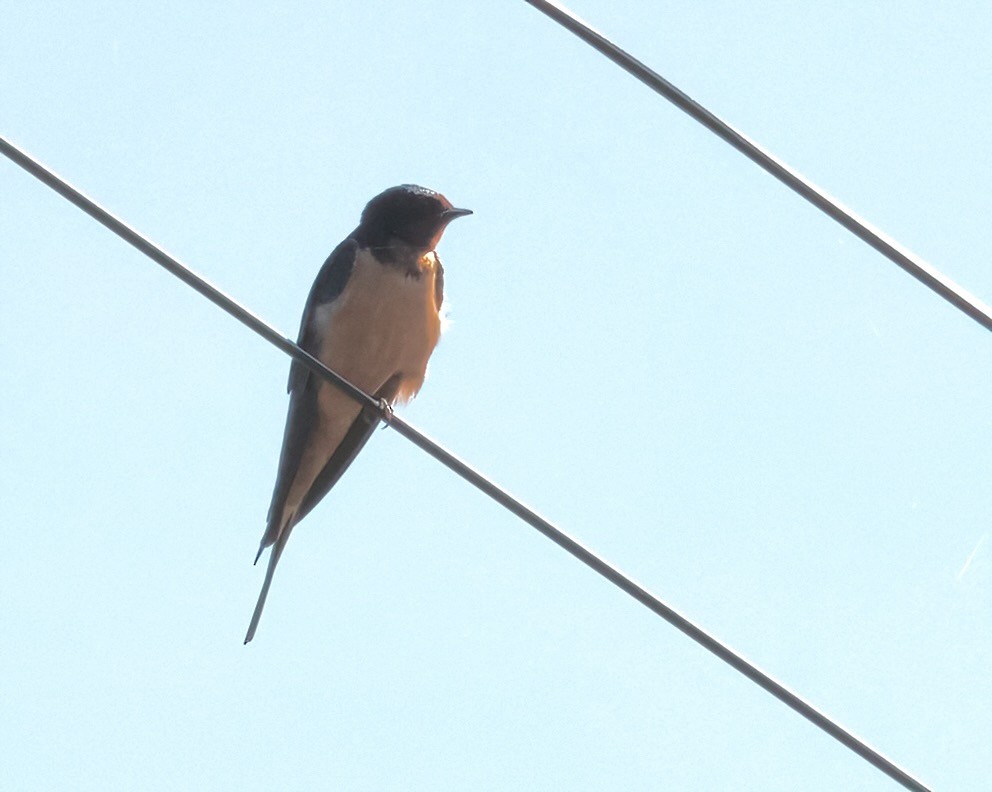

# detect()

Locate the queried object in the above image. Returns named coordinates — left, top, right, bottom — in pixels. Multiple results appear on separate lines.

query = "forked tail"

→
left=244, top=526, right=293, bottom=644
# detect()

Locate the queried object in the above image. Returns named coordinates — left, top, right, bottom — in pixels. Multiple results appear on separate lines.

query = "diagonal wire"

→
left=523, top=0, right=992, bottom=336
left=1, top=135, right=930, bottom=792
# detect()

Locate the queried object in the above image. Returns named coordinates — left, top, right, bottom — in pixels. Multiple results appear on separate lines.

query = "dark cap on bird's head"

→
left=357, top=184, right=471, bottom=250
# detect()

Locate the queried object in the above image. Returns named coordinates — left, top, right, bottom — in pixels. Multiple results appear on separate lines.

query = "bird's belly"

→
left=316, top=251, right=441, bottom=409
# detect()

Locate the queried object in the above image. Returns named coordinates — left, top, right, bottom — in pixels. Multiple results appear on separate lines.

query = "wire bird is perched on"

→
left=245, top=185, right=471, bottom=644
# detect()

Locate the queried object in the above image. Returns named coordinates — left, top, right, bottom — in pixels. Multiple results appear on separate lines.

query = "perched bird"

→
left=244, top=185, right=471, bottom=643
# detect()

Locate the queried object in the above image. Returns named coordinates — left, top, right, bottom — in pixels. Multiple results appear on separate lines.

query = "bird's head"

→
left=357, top=184, right=472, bottom=252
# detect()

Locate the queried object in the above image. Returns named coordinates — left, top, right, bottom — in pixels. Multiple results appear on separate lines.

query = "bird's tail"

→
left=244, top=524, right=294, bottom=644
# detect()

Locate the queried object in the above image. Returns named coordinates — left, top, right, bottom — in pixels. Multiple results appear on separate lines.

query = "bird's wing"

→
left=259, top=237, right=359, bottom=556
left=245, top=238, right=366, bottom=644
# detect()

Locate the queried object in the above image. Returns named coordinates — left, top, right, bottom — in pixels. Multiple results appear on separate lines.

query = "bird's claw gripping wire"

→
left=377, top=398, right=394, bottom=426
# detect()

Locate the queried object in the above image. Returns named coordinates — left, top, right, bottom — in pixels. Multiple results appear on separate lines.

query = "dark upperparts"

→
left=354, top=184, right=472, bottom=252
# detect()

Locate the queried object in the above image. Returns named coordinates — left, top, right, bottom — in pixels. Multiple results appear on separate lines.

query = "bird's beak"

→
left=442, top=207, right=473, bottom=221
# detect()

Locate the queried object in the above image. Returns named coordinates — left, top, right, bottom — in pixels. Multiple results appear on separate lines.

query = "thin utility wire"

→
left=523, top=0, right=992, bottom=336
left=1, top=136, right=930, bottom=792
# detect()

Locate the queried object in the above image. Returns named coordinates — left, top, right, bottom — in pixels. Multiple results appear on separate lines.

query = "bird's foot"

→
left=377, top=398, right=394, bottom=425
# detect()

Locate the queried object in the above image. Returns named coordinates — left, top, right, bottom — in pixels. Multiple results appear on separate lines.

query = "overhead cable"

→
left=523, top=0, right=992, bottom=336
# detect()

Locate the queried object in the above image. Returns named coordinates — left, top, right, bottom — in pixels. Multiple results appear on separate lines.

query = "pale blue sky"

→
left=2, top=2, right=990, bottom=790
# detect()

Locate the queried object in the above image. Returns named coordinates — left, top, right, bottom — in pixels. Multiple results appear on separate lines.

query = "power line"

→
left=1, top=135, right=930, bottom=792
left=523, top=0, right=992, bottom=336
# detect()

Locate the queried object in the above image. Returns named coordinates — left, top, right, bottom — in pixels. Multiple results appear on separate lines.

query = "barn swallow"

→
left=244, top=185, right=471, bottom=643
